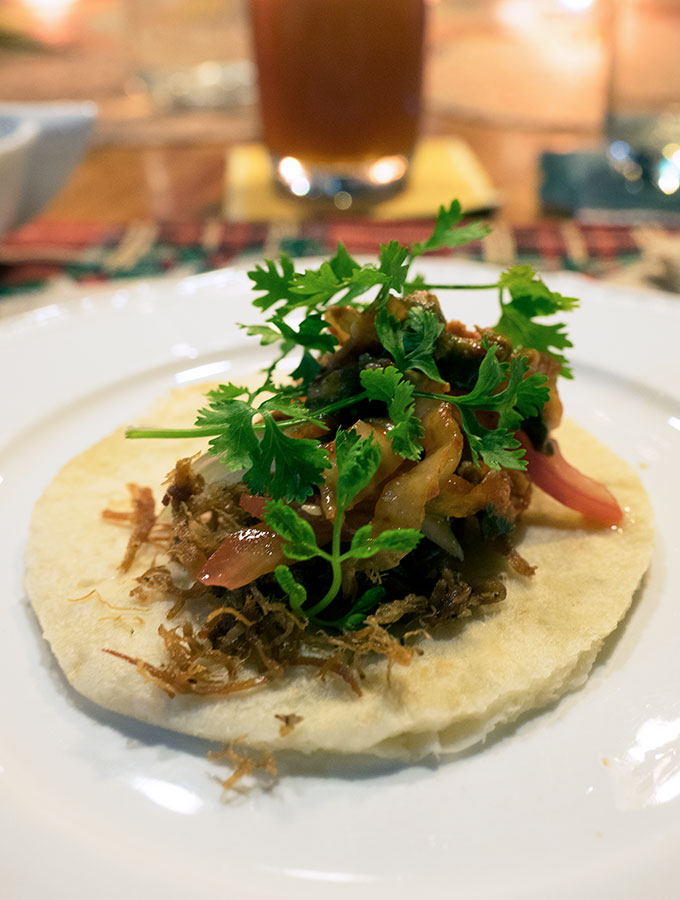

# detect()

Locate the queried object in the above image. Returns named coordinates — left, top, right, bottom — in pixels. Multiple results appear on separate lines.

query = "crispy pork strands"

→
left=102, top=483, right=156, bottom=573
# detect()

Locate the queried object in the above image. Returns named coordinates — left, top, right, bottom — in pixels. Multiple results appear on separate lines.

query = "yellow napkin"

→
left=223, top=136, right=498, bottom=221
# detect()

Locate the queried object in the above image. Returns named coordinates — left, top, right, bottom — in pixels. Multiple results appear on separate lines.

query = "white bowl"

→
left=0, top=101, right=97, bottom=238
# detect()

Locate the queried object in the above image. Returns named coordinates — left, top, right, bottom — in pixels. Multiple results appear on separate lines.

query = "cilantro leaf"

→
left=289, top=349, right=322, bottom=388
left=196, top=386, right=330, bottom=502
left=331, top=586, right=386, bottom=631
left=495, top=266, right=579, bottom=377
left=334, top=429, right=382, bottom=511
left=411, top=200, right=491, bottom=257
left=195, top=391, right=260, bottom=471
left=243, top=312, right=336, bottom=387
left=375, top=305, right=444, bottom=383
left=498, top=266, right=579, bottom=315
left=240, top=324, right=282, bottom=346
left=199, top=383, right=251, bottom=403
left=359, top=366, right=423, bottom=460
left=432, top=344, right=549, bottom=469
left=245, top=414, right=331, bottom=503
left=454, top=346, right=549, bottom=427
left=263, top=501, right=318, bottom=560
left=348, top=524, right=422, bottom=559
left=290, top=260, right=386, bottom=310
left=243, top=313, right=336, bottom=356
left=378, top=241, right=411, bottom=295
left=274, top=565, right=307, bottom=614
left=289, top=260, right=341, bottom=307
left=500, top=360, right=551, bottom=430
left=458, top=408, right=525, bottom=470
left=496, top=304, right=573, bottom=378
left=328, top=241, right=360, bottom=279
left=248, top=254, right=296, bottom=310
left=273, top=313, right=337, bottom=354
left=326, top=242, right=382, bottom=304
left=256, top=395, right=323, bottom=426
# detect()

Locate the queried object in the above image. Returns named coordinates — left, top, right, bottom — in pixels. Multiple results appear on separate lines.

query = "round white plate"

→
left=1, top=260, right=678, bottom=899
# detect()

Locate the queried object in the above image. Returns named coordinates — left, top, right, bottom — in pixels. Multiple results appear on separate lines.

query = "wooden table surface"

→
left=37, top=111, right=598, bottom=227
left=3, top=0, right=611, bottom=227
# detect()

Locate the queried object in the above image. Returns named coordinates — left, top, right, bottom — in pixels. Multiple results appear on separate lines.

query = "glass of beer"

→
left=249, top=0, right=426, bottom=204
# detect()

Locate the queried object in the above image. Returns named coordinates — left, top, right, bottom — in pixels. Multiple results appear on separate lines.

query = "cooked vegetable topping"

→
left=114, top=200, right=622, bottom=694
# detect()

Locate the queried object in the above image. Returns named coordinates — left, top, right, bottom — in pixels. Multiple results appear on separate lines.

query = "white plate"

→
left=1, top=260, right=679, bottom=899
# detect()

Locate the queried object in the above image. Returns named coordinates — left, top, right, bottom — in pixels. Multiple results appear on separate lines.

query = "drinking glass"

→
left=249, top=0, right=426, bottom=203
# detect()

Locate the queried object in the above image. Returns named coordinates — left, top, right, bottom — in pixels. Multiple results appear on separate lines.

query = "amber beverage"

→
left=249, top=0, right=426, bottom=200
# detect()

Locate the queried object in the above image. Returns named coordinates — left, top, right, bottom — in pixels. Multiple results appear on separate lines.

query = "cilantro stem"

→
left=126, top=426, right=229, bottom=439
left=305, top=510, right=344, bottom=618
left=412, top=389, right=492, bottom=408
left=126, top=391, right=371, bottom=442
left=310, top=390, right=369, bottom=418
left=419, top=282, right=501, bottom=291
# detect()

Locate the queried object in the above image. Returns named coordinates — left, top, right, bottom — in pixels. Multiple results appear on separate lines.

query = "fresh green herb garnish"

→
left=495, top=266, right=579, bottom=378
left=242, top=311, right=338, bottom=381
left=409, top=345, right=550, bottom=469
left=359, top=366, right=423, bottom=461
left=194, top=385, right=331, bottom=503
left=127, top=202, right=566, bottom=481
left=126, top=199, right=579, bottom=628
left=244, top=202, right=576, bottom=380
left=453, top=353, right=549, bottom=470
left=375, top=305, right=445, bottom=383
left=268, top=430, right=421, bottom=629
left=247, top=253, right=297, bottom=311
left=410, top=200, right=491, bottom=257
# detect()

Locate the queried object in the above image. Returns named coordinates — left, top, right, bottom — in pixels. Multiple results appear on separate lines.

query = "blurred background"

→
left=1, top=0, right=679, bottom=299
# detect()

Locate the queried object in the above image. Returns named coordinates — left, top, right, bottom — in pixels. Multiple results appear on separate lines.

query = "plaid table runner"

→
left=0, top=219, right=675, bottom=297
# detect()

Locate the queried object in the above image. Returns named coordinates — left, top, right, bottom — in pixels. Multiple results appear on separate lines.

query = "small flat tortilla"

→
left=25, top=385, right=653, bottom=759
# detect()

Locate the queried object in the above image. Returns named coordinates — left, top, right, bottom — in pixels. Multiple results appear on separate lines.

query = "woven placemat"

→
left=1, top=218, right=678, bottom=313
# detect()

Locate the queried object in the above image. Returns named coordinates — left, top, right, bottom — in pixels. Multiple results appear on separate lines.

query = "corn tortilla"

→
left=25, top=384, right=654, bottom=758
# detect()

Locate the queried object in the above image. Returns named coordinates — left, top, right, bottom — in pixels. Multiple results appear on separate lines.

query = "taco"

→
left=25, top=204, right=653, bottom=759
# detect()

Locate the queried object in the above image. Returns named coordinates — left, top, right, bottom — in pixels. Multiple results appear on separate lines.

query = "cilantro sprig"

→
left=368, top=310, right=550, bottom=469
left=127, top=202, right=574, bottom=504
left=127, top=384, right=331, bottom=503
left=418, top=263, right=579, bottom=378
left=124, top=198, right=581, bottom=628
left=495, top=266, right=579, bottom=378
left=127, top=334, right=550, bottom=484
left=411, top=346, right=550, bottom=469
left=247, top=201, right=487, bottom=316
left=410, top=200, right=491, bottom=256
left=267, top=431, right=421, bottom=629
left=358, top=367, right=423, bottom=460
left=375, top=305, right=445, bottom=383
left=244, top=201, right=575, bottom=380
left=248, top=244, right=388, bottom=318
left=196, top=386, right=332, bottom=503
